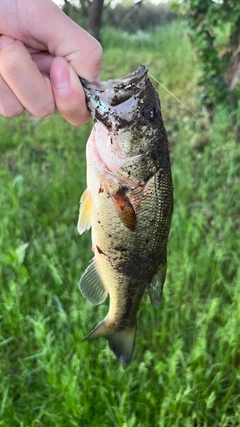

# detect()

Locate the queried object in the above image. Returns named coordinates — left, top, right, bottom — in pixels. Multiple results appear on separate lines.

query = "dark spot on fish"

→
left=117, top=116, right=134, bottom=130
left=116, top=184, right=130, bottom=196
left=118, top=252, right=160, bottom=283
left=96, top=246, right=106, bottom=255
left=98, top=187, right=104, bottom=194
left=114, top=246, right=128, bottom=252
left=95, top=109, right=112, bottom=130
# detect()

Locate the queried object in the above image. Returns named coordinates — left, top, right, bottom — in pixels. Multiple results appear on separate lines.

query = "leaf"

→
left=15, top=242, right=29, bottom=265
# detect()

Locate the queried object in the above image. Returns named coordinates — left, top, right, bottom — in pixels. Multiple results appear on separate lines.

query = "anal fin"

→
left=79, top=259, right=108, bottom=305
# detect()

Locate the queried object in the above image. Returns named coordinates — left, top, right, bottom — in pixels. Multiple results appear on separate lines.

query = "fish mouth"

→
left=97, top=65, right=148, bottom=91
left=80, top=65, right=148, bottom=108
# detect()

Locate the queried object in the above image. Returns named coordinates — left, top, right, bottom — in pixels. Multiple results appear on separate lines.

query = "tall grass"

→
left=0, top=22, right=240, bottom=426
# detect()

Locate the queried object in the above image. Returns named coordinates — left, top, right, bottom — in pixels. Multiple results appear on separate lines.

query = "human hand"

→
left=0, top=0, right=102, bottom=125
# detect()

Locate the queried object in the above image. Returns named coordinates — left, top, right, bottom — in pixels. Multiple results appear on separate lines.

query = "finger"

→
left=0, top=0, right=102, bottom=83
left=32, top=52, right=55, bottom=74
left=0, top=37, right=55, bottom=117
left=50, top=57, right=91, bottom=126
left=36, top=3, right=102, bottom=82
left=0, top=74, right=24, bottom=117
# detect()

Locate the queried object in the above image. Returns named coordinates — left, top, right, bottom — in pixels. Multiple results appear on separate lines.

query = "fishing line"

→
left=148, top=72, right=198, bottom=118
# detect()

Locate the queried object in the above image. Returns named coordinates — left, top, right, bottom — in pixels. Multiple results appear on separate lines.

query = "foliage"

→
left=173, top=0, right=240, bottom=108
left=62, top=1, right=177, bottom=34
left=103, top=2, right=177, bottom=33
left=1, top=22, right=240, bottom=426
left=62, top=0, right=88, bottom=28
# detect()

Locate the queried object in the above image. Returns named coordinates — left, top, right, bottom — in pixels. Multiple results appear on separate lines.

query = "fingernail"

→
left=91, top=76, right=100, bottom=87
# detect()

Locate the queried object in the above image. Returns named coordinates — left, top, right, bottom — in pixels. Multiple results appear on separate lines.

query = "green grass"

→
left=1, top=22, right=240, bottom=426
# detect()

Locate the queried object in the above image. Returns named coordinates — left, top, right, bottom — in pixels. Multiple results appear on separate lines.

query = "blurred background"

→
left=1, top=1, right=240, bottom=426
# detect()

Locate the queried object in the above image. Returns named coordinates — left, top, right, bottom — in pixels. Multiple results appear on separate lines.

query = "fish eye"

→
left=143, top=106, right=156, bottom=122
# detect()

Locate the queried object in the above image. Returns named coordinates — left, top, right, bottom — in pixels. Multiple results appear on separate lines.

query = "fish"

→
left=78, top=65, right=173, bottom=363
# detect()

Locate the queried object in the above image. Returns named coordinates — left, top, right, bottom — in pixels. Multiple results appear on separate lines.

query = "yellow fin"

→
left=111, top=190, right=136, bottom=232
left=77, top=188, right=93, bottom=235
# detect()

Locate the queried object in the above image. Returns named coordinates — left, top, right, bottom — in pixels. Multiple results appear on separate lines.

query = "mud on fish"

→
left=78, top=65, right=173, bottom=363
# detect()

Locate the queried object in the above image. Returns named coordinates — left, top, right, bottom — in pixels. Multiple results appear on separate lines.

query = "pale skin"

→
left=0, top=0, right=102, bottom=125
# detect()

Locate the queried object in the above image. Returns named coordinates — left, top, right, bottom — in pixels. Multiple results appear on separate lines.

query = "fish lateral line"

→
left=148, top=72, right=198, bottom=118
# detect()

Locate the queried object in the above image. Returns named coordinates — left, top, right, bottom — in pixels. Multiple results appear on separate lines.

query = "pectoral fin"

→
left=111, top=190, right=137, bottom=232
left=78, top=188, right=93, bottom=234
left=148, top=263, right=167, bottom=306
left=79, top=259, right=108, bottom=305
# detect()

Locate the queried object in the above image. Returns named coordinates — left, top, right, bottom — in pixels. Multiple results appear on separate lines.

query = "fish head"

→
left=81, top=66, right=168, bottom=184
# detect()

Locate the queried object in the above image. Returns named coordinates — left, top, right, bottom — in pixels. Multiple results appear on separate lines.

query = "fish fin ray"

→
left=82, top=319, right=136, bottom=363
left=79, top=259, right=108, bottom=305
left=148, top=263, right=167, bottom=306
left=77, top=188, right=93, bottom=234
left=110, top=191, right=137, bottom=231
left=108, top=326, right=136, bottom=363
left=81, top=319, right=109, bottom=341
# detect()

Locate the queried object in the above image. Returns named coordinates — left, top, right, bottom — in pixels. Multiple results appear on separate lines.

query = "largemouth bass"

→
left=78, top=65, right=173, bottom=363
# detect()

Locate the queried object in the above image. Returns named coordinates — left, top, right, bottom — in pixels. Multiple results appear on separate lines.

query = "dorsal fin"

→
left=78, top=188, right=93, bottom=234
left=79, top=259, right=108, bottom=305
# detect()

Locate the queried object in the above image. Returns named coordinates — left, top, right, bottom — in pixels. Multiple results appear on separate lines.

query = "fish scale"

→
left=78, top=65, right=173, bottom=363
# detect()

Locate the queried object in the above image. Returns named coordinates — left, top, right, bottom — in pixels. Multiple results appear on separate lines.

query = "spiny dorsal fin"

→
left=148, top=263, right=167, bottom=306
left=79, top=259, right=108, bottom=305
left=78, top=188, right=93, bottom=235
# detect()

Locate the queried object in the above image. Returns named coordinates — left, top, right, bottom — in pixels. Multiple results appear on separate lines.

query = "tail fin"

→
left=82, top=318, right=136, bottom=363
